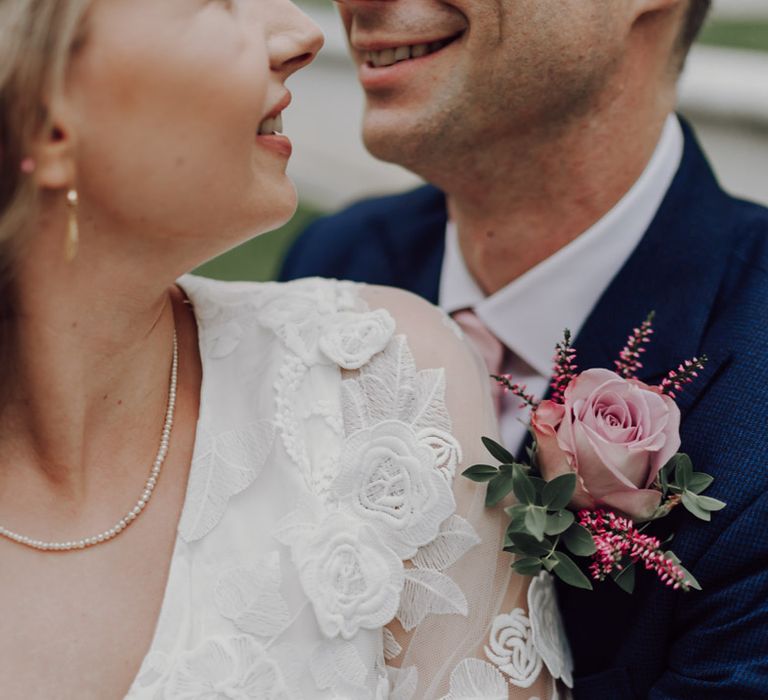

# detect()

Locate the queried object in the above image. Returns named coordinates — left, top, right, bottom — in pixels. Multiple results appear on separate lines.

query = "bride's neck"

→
left=0, top=219, right=182, bottom=498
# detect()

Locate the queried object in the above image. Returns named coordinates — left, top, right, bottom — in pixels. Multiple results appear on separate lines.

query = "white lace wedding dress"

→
left=125, top=275, right=572, bottom=700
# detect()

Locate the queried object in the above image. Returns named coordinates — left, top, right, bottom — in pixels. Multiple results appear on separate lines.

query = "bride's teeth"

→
left=411, top=43, right=429, bottom=58
left=257, top=114, right=283, bottom=136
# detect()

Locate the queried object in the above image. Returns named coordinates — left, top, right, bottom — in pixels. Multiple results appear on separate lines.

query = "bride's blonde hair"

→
left=0, top=0, right=90, bottom=379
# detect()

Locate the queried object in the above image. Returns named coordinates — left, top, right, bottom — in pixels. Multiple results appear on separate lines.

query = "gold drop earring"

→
left=65, top=188, right=79, bottom=262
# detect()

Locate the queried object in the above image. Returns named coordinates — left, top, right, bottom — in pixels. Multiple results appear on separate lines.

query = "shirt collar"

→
left=439, top=114, right=684, bottom=378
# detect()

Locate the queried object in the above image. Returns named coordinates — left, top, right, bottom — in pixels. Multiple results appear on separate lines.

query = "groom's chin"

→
left=361, top=110, right=460, bottom=184
left=362, top=109, right=434, bottom=172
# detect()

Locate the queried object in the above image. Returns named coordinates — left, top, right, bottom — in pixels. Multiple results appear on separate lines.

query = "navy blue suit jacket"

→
left=281, top=124, right=768, bottom=699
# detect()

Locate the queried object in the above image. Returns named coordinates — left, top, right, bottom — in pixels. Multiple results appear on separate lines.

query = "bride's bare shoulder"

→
left=359, top=283, right=490, bottom=399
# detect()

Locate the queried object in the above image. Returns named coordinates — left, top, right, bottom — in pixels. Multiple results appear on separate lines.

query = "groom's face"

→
left=336, top=0, right=628, bottom=178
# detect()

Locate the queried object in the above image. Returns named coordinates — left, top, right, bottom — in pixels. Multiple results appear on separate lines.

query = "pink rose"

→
left=532, top=368, right=681, bottom=521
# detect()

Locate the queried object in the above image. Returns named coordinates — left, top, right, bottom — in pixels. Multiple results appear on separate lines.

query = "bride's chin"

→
left=262, top=192, right=299, bottom=232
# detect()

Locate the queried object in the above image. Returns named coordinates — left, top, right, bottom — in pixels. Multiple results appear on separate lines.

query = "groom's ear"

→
left=629, top=0, right=685, bottom=24
left=627, top=0, right=689, bottom=65
left=631, top=0, right=683, bottom=13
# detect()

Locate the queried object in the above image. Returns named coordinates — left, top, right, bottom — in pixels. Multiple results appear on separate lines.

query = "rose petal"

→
left=580, top=422, right=653, bottom=490
left=532, top=402, right=570, bottom=478
left=648, top=393, right=681, bottom=479
left=534, top=403, right=594, bottom=509
left=532, top=400, right=566, bottom=433
left=600, top=488, right=663, bottom=521
left=564, top=368, right=623, bottom=406
left=568, top=421, right=639, bottom=498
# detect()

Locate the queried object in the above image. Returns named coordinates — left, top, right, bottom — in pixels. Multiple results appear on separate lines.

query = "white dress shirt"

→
left=439, top=115, right=684, bottom=454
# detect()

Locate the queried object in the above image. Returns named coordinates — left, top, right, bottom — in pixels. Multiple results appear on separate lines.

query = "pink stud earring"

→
left=20, top=158, right=36, bottom=174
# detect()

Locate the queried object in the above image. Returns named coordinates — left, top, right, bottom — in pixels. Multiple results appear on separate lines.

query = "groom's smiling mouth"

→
left=353, top=31, right=465, bottom=89
left=362, top=33, right=463, bottom=68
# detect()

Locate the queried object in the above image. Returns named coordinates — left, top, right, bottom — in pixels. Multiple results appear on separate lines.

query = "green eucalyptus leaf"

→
left=666, top=551, right=702, bottom=591
left=482, top=437, right=516, bottom=465
left=512, top=465, right=537, bottom=505
left=696, top=495, right=727, bottom=512
left=508, top=533, right=552, bottom=558
left=525, top=506, right=548, bottom=541
left=512, top=557, right=544, bottom=576
left=542, top=473, right=577, bottom=510
left=505, top=505, right=529, bottom=534
left=686, top=472, right=714, bottom=495
left=551, top=552, right=593, bottom=590
left=504, top=503, right=529, bottom=518
left=681, top=491, right=711, bottom=521
left=611, top=562, right=636, bottom=594
left=673, top=454, right=694, bottom=489
left=462, top=464, right=499, bottom=483
left=486, top=473, right=515, bottom=507
left=542, top=557, right=558, bottom=572
left=544, top=510, right=575, bottom=536
left=659, top=462, right=670, bottom=495
left=562, top=524, right=597, bottom=556
left=661, top=453, right=681, bottom=474
left=529, top=477, right=547, bottom=499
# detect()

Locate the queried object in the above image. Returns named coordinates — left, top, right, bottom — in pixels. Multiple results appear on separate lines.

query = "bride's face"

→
left=64, top=0, right=322, bottom=263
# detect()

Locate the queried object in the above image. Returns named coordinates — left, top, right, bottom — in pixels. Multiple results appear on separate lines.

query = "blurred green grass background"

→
left=194, top=204, right=321, bottom=282
left=699, top=19, right=768, bottom=52
left=195, top=16, right=768, bottom=284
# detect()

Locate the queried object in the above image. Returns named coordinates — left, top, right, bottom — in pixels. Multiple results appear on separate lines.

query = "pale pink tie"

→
left=452, top=309, right=505, bottom=414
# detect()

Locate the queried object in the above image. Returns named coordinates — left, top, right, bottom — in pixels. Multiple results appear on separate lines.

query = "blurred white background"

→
left=285, top=0, right=768, bottom=210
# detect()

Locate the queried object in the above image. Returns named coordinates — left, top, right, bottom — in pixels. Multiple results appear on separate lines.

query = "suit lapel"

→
left=572, top=121, right=735, bottom=415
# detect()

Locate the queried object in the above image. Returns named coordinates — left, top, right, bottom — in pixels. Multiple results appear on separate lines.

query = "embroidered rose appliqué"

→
left=528, top=572, right=574, bottom=688
left=297, top=512, right=405, bottom=640
left=484, top=609, right=543, bottom=688
left=333, top=420, right=456, bottom=559
left=319, top=309, right=396, bottom=370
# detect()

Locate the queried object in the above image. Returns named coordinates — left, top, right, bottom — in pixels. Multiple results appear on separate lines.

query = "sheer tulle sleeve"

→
left=361, top=285, right=573, bottom=700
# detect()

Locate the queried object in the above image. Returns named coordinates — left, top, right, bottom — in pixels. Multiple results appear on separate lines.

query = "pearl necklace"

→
left=0, top=331, right=179, bottom=552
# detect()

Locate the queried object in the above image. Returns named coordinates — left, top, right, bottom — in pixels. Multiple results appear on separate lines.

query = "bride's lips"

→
left=355, top=32, right=465, bottom=91
left=257, top=134, right=292, bottom=158
left=256, top=92, right=293, bottom=159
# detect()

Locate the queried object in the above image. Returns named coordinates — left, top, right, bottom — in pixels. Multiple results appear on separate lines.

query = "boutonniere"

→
left=463, top=313, right=726, bottom=593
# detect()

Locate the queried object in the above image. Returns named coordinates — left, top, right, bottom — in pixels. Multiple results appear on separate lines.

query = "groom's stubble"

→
left=337, top=0, right=624, bottom=190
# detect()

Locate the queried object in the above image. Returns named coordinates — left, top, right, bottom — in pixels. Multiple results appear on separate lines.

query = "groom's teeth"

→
left=366, top=39, right=453, bottom=68
left=257, top=113, right=283, bottom=136
left=394, top=46, right=410, bottom=62
left=378, top=48, right=396, bottom=67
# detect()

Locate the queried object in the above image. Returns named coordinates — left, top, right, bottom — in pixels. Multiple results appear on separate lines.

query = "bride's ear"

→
left=31, top=98, right=77, bottom=191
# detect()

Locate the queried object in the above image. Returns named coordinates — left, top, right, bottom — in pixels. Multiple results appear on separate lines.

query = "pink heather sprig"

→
left=615, top=312, right=655, bottom=379
left=579, top=510, right=691, bottom=591
left=550, top=329, right=578, bottom=404
left=659, top=356, right=708, bottom=398
left=492, top=374, right=540, bottom=409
